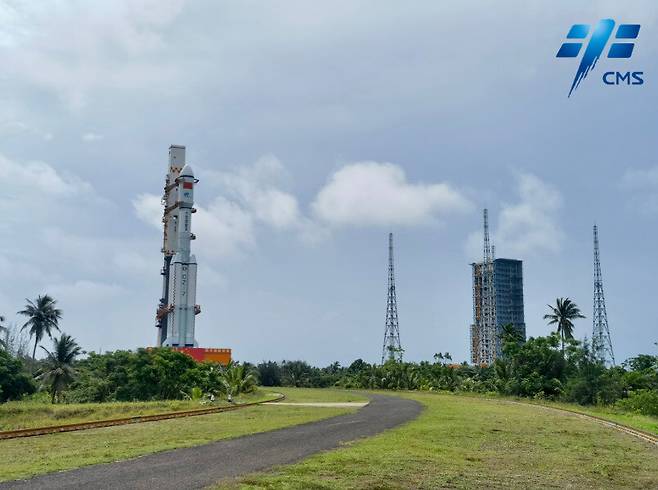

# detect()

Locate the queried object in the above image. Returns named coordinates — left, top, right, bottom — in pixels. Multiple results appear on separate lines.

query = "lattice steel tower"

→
left=382, top=232, right=402, bottom=363
left=592, top=224, right=615, bottom=365
left=480, top=209, right=497, bottom=364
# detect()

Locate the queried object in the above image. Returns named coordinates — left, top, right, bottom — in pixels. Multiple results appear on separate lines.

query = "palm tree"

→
left=18, top=295, right=62, bottom=359
left=543, top=297, right=585, bottom=353
left=499, top=323, right=524, bottom=344
left=219, top=361, right=257, bottom=399
left=38, top=334, right=81, bottom=403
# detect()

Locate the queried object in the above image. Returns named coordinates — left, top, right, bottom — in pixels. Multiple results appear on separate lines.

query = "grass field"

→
left=527, top=399, right=658, bottom=436
left=0, top=388, right=358, bottom=482
left=223, top=391, right=658, bottom=489
left=0, top=390, right=277, bottom=431
left=273, top=387, right=368, bottom=403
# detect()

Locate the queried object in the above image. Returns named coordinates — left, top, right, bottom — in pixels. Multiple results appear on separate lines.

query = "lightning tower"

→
left=381, top=232, right=402, bottom=363
left=592, top=224, right=615, bottom=365
left=480, top=209, right=497, bottom=364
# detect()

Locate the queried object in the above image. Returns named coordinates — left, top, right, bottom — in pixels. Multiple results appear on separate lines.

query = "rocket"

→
left=156, top=145, right=200, bottom=347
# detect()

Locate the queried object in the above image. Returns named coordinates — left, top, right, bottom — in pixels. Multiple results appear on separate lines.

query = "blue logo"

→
left=556, top=19, right=641, bottom=97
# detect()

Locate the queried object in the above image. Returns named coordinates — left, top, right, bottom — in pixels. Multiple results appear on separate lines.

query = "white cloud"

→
left=82, top=132, right=104, bottom=142
left=133, top=192, right=256, bottom=260
left=621, top=166, right=658, bottom=214
left=467, top=173, right=564, bottom=259
left=1, top=1, right=187, bottom=110
left=48, top=280, right=125, bottom=303
left=0, top=120, right=53, bottom=141
left=205, top=155, right=302, bottom=230
left=312, top=161, right=472, bottom=226
left=133, top=155, right=311, bottom=261
left=132, top=193, right=162, bottom=228
left=622, top=167, right=658, bottom=189
left=0, top=154, right=93, bottom=196
left=0, top=154, right=101, bottom=236
left=195, top=197, right=255, bottom=258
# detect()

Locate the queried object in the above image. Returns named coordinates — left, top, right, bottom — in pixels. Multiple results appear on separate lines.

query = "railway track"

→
left=510, top=400, right=658, bottom=446
left=0, top=393, right=285, bottom=441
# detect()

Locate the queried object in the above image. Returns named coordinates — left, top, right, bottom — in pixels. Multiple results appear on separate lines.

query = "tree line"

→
left=0, top=295, right=657, bottom=418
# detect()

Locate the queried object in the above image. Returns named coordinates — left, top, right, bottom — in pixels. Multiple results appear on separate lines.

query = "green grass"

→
left=223, top=391, right=658, bottom=489
left=273, top=387, right=368, bottom=403
left=0, top=399, right=357, bottom=482
left=527, top=399, right=658, bottom=436
left=0, top=390, right=276, bottom=431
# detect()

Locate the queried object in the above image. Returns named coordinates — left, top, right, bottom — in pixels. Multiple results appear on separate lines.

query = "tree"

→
left=219, top=361, right=257, bottom=398
left=257, top=361, right=282, bottom=386
left=543, top=298, right=585, bottom=354
left=0, top=315, right=6, bottom=350
left=281, top=360, right=314, bottom=387
left=0, top=349, right=35, bottom=401
left=499, top=323, right=524, bottom=346
left=38, top=334, right=81, bottom=403
left=18, top=295, right=63, bottom=360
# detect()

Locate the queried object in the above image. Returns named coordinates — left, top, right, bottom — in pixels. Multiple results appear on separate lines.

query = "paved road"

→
left=2, top=394, right=422, bottom=489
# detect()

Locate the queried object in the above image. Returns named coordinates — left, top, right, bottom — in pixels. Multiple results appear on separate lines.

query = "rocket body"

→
left=156, top=145, right=200, bottom=347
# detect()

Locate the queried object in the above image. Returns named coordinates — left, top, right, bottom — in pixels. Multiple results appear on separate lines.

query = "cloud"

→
left=48, top=280, right=125, bottom=303
left=312, top=161, right=472, bottom=227
left=132, top=193, right=162, bottom=228
left=621, top=166, right=658, bottom=214
left=621, top=167, right=658, bottom=189
left=467, top=173, right=563, bottom=259
left=0, top=120, right=53, bottom=140
left=0, top=154, right=93, bottom=197
left=133, top=155, right=314, bottom=261
left=0, top=153, right=100, bottom=234
left=82, top=132, right=103, bottom=142
left=135, top=158, right=471, bottom=257
left=204, top=155, right=302, bottom=230
left=133, top=192, right=256, bottom=260
left=194, top=197, right=255, bottom=258
left=1, top=1, right=187, bottom=110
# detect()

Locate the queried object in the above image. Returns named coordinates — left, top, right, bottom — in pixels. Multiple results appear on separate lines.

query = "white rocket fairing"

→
left=156, top=145, right=200, bottom=347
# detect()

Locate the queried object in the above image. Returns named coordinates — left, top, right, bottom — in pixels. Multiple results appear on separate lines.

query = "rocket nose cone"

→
left=180, top=164, right=195, bottom=178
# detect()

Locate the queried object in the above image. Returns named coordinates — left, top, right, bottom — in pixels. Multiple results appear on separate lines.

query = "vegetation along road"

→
left=0, top=393, right=421, bottom=489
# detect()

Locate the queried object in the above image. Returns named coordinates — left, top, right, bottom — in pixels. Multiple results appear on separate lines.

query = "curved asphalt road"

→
left=1, top=394, right=422, bottom=490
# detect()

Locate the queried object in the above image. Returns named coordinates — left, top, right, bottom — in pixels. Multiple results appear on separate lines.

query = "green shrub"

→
left=0, top=350, right=35, bottom=402
left=616, top=389, right=658, bottom=417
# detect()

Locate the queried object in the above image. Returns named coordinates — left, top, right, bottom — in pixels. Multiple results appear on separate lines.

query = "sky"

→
left=0, top=1, right=657, bottom=366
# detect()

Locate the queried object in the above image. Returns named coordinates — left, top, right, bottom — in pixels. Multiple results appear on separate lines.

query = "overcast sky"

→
left=1, top=1, right=657, bottom=365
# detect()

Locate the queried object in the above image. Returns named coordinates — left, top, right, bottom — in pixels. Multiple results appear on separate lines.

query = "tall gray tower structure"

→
left=470, top=209, right=525, bottom=365
left=470, top=210, right=497, bottom=365
left=592, top=224, right=615, bottom=365
left=381, top=232, right=402, bottom=363
left=156, top=145, right=201, bottom=347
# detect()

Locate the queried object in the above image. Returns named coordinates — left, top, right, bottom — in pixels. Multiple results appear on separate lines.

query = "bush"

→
left=69, top=348, right=216, bottom=402
left=0, top=350, right=35, bottom=402
left=616, top=389, right=658, bottom=417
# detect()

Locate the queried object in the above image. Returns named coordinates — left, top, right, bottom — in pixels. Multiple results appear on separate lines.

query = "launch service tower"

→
left=156, top=145, right=200, bottom=347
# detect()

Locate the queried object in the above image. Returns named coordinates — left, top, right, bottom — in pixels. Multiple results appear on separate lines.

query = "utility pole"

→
left=382, top=233, right=402, bottom=363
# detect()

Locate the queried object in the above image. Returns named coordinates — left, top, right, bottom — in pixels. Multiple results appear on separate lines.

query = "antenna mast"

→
left=382, top=233, right=402, bottom=363
left=592, top=224, right=615, bottom=365
left=481, top=209, right=497, bottom=364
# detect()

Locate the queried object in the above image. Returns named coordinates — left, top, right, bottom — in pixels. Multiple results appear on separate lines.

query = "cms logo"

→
left=602, top=71, right=643, bottom=85
left=556, top=19, right=642, bottom=97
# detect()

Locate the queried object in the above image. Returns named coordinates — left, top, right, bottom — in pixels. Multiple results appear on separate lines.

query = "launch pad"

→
left=154, top=145, right=231, bottom=365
